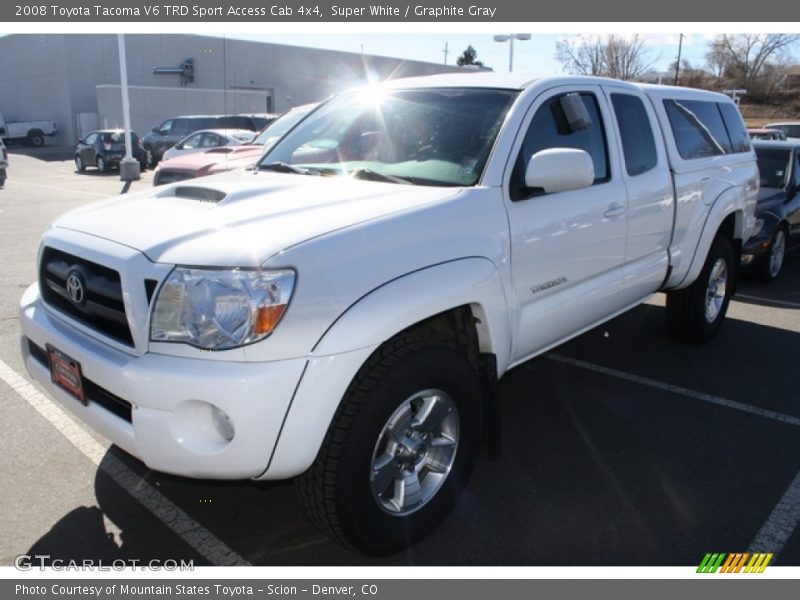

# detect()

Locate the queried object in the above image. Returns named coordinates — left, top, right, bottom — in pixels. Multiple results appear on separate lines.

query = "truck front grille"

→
left=39, top=247, right=134, bottom=347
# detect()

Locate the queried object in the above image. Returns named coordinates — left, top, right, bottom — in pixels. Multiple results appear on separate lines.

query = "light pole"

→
left=674, top=33, right=684, bottom=86
left=493, top=34, right=531, bottom=72
left=117, top=34, right=140, bottom=182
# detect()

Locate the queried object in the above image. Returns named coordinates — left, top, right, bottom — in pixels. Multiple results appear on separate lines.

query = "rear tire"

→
left=296, top=334, right=483, bottom=555
left=96, top=156, right=108, bottom=173
left=74, top=155, right=85, bottom=172
left=666, top=235, right=735, bottom=344
left=28, top=131, right=44, bottom=148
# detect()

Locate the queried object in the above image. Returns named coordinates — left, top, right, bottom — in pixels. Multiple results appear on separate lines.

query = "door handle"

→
left=604, top=204, right=626, bottom=219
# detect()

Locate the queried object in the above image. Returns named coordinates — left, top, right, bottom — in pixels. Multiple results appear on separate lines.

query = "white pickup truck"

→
left=0, top=113, right=57, bottom=147
left=19, top=74, right=758, bottom=555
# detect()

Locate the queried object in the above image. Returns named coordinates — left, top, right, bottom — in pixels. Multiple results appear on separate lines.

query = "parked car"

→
left=153, top=104, right=315, bottom=186
left=0, top=137, right=8, bottom=187
left=742, top=140, right=800, bottom=281
left=74, top=130, right=148, bottom=173
left=20, top=74, right=757, bottom=555
left=764, top=122, right=800, bottom=140
left=161, top=129, right=255, bottom=161
left=748, top=128, right=787, bottom=141
left=0, top=112, right=57, bottom=147
left=142, top=114, right=277, bottom=166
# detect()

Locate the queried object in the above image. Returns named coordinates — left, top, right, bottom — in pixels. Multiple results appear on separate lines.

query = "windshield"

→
left=252, top=106, right=315, bottom=145
left=755, top=148, right=792, bottom=188
left=259, top=87, right=518, bottom=186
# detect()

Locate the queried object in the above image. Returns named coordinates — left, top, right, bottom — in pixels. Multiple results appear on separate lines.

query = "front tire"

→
left=74, top=155, right=85, bottom=172
left=754, top=228, right=787, bottom=282
left=666, top=235, right=735, bottom=344
left=296, top=334, right=483, bottom=555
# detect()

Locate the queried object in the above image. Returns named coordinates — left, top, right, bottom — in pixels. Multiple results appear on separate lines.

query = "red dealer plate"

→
left=46, top=344, right=86, bottom=405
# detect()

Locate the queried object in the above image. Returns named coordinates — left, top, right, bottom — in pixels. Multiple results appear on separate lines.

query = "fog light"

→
left=741, top=254, right=754, bottom=265
left=211, top=406, right=235, bottom=442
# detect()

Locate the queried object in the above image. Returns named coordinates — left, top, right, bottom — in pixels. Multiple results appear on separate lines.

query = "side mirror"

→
left=152, top=126, right=159, bottom=133
left=175, top=143, right=183, bottom=149
left=77, top=138, right=85, bottom=145
left=525, top=148, right=594, bottom=193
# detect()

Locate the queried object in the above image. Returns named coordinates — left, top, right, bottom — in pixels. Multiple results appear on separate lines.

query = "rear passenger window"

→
left=171, top=119, right=195, bottom=137
left=511, top=92, right=609, bottom=200
left=664, top=99, right=733, bottom=158
left=611, top=93, right=658, bottom=176
left=718, top=103, right=751, bottom=153
left=218, top=116, right=253, bottom=130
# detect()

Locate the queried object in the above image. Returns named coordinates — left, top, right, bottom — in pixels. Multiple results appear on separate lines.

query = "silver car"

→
left=161, top=128, right=255, bottom=161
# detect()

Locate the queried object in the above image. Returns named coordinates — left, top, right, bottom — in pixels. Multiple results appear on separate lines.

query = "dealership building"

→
left=0, top=34, right=467, bottom=145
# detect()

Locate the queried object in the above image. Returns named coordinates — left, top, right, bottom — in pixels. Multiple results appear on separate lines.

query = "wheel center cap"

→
left=396, top=438, right=427, bottom=467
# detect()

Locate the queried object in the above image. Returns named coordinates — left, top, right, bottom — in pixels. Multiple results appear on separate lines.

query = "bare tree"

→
left=670, top=60, right=710, bottom=88
left=556, top=35, right=605, bottom=76
left=556, top=34, right=655, bottom=80
left=705, top=34, right=799, bottom=96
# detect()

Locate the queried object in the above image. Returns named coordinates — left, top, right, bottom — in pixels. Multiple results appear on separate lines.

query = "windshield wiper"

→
left=258, top=161, right=316, bottom=175
left=349, top=168, right=413, bottom=185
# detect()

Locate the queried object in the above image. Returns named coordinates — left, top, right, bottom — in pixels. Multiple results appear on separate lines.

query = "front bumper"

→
left=741, top=226, right=776, bottom=265
left=20, top=283, right=307, bottom=480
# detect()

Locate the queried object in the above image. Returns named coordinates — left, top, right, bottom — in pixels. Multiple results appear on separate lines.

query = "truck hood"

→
left=53, top=170, right=462, bottom=266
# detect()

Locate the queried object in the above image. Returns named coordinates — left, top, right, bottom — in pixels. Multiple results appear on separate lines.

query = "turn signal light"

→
left=255, top=304, right=287, bottom=335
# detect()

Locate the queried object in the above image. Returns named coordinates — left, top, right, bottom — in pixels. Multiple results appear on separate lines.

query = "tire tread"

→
left=666, top=235, right=734, bottom=344
left=295, top=333, right=448, bottom=551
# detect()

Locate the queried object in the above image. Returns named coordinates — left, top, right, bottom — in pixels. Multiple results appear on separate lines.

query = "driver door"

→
left=505, top=85, right=629, bottom=362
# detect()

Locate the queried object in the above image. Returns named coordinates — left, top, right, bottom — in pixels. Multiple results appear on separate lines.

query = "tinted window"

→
left=512, top=92, right=608, bottom=199
left=103, top=132, right=139, bottom=144
left=251, top=116, right=274, bottom=130
left=664, top=99, right=733, bottom=159
left=171, top=119, right=198, bottom=137
left=755, top=148, right=792, bottom=188
left=158, top=120, right=173, bottom=135
left=218, top=116, right=253, bottom=130
left=773, top=124, right=800, bottom=138
left=84, top=133, right=97, bottom=144
left=718, top=103, right=751, bottom=153
left=611, top=93, right=658, bottom=176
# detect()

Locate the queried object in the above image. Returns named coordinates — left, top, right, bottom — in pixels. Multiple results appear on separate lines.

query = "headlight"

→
left=150, top=268, right=295, bottom=350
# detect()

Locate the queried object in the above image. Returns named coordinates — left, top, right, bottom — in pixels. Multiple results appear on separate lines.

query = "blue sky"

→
left=225, top=33, right=716, bottom=76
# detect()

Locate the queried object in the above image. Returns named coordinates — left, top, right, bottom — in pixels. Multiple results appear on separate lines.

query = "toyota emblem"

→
left=65, top=271, right=86, bottom=306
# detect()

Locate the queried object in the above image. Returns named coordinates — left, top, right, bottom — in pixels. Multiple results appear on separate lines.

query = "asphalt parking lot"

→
left=0, top=147, right=798, bottom=567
